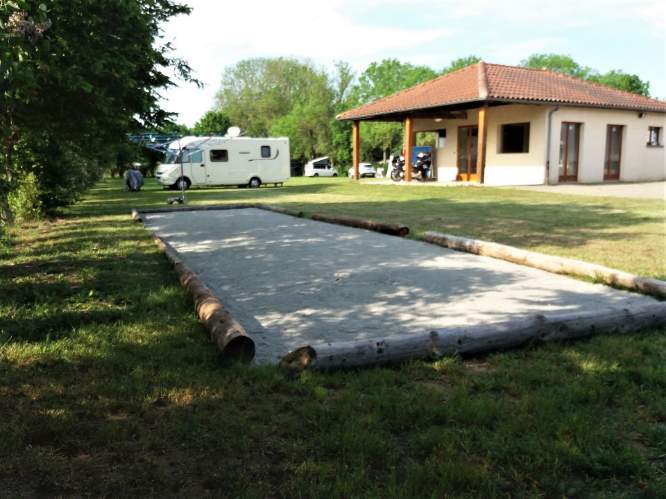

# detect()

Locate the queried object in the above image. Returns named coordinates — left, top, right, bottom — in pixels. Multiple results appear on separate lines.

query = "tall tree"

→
left=329, top=61, right=355, bottom=167
left=216, top=58, right=334, bottom=161
left=192, top=110, right=231, bottom=136
left=350, top=59, right=438, bottom=161
left=0, top=0, right=195, bottom=221
left=442, top=55, right=481, bottom=74
left=521, top=53, right=650, bottom=95
left=589, top=70, right=650, bottom=96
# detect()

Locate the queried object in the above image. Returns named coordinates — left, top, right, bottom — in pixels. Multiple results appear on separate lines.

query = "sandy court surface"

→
left=143, top=208, right=655, bottom=363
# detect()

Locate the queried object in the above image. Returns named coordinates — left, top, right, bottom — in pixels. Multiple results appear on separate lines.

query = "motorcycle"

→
left=390, top=152, right=432, bottom=182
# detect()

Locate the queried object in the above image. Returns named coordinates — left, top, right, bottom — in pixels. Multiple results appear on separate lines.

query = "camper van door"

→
left=188, top=150, right=207, bottom=185
left=207, top=147, right=234, bottom=184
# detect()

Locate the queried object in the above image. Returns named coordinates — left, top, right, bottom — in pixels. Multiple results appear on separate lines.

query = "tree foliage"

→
left=192, top=110, right=231, bottom=136
left=216, top=58, right=335, bottom=162
left=0, top=0, right=194, bottom=222
left=521, top=53, right=650, bottom=96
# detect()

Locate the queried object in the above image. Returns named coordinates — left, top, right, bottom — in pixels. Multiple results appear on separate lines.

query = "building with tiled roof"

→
left=338, top=62, right=666, bottom=185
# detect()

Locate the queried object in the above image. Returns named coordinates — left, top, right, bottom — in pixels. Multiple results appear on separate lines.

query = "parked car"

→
left=304, top=156, right=338, bottom=177
left=348, top=162, right=377, bottom=178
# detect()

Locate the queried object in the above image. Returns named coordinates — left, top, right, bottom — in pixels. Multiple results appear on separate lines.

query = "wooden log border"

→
left=310, top=213, right=409, bottom=237
left=132, top=204, right=666, bottom=370
left=152, top=234, right=255, bottom=362
left=423, top=231, right=666, bottom=299
left=281, top=302, right=666, bottom=371
left=131, top=204, right=408, bottom=363
left=132, top=204, right=408, bottom=237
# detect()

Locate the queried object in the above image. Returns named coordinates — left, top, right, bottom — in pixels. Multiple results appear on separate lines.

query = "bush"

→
left=8, top=173, right=43, bottom=223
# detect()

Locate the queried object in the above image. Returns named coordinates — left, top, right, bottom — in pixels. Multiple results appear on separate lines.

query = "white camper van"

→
left=155, top=136, right=290, bottom=189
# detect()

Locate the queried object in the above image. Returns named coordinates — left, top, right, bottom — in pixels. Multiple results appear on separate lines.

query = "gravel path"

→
left=144, top=208, right=656, bottom=363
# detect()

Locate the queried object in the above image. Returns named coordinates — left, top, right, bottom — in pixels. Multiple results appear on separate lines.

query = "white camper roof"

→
left=167, top=135, right=288, bottom=151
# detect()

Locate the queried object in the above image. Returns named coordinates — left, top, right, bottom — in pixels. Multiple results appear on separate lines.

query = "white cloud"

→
left=160, top=0, right=664, bottom=126
left=160, top=0, right=451, bottom=125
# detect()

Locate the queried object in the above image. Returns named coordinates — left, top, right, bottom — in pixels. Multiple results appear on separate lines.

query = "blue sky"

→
left=161, top=0, right=666, bottom=126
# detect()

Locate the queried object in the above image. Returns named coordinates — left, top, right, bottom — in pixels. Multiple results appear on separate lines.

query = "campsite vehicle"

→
left=304, top=156, right=338, bottom=177
left=155, top=136, right=290, bottom=189
left=347, top=162, right=377, bottom=178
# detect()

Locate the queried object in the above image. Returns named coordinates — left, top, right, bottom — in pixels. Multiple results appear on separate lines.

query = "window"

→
left=210, top=149, right=228, bottom=162
left=261, top=145, right=271, bottom=158
left=437, top=129, right=447, bottom=148
left=189, top=150, right=203, bottom=163
left=648, top=127, right=662, bottom=147
left=499, top=123, right=530, bottom=153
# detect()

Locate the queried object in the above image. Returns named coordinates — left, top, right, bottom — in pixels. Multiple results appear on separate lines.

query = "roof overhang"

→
left=337, top=98, right=666, bottom=122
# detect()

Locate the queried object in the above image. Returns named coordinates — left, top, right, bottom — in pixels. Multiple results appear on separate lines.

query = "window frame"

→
left=209, top=149, right=229, bottom=162
left=260, top=145, right=272, bottom=158
left=498, top=122, right=531, bottom=154
left=647, top=126, right=663, bottom=147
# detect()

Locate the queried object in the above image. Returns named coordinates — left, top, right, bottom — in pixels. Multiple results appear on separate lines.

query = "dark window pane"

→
left=500, top=123, right=530, bottom=153
left=261, top=145, right=271, bottom=158
left=210, top=149, right=228, bottom=162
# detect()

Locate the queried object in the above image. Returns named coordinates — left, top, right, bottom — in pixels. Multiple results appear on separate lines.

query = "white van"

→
left=304, top=156, right=338, bottom=177
left=155, top=136, right=290, bottom=189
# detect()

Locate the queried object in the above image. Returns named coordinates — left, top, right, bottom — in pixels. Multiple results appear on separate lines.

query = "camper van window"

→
left=210, top=149, right=228, bottom=162
left=189, top=150, right=203, bottom=163
left=261, top=145, right=271, bottom=158
left=165, top=151, right=177, bottom=163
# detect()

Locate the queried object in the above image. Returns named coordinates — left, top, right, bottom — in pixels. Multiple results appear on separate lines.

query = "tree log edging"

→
left=280, top=302, right=666, bottom=371
left=310, top=213, right=409, bottom=237
left=423, top=231, right=666, bottom=299
left=153, top=235, right=255, bottom=362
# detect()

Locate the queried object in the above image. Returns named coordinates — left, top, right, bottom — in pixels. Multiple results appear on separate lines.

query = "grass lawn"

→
left=1, top=177, right=665, bottom=497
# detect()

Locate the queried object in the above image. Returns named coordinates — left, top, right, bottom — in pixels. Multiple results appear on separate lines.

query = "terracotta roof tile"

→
left=337, top=62, right=666, bottom=120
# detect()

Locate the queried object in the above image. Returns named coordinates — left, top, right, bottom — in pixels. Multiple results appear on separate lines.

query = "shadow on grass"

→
left=1, top=177, right=665, bottom=496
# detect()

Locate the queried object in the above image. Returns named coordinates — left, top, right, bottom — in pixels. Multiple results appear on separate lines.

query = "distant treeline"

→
left=176, top=54, right=651, bottom=170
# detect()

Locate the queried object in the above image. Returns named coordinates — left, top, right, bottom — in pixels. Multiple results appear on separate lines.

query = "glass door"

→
left=604, top=125, right=623, bottom=180
left=457, top=126, right=479, bottom=181
left=558, top=122, right=581, bottom=182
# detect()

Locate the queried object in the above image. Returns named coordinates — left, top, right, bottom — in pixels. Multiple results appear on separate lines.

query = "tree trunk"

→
left=1, top=130, right=17, bottom=226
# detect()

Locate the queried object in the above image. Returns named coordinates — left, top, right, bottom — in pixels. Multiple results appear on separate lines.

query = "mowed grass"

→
left=1, top=177, right=665, bottom=497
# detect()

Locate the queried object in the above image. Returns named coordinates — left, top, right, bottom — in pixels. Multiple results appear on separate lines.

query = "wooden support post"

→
left=477, top=104, right=488, bottom=183
left=352, top=120, right=360, bottom=180
left=404, top=117, right=414, bottom=182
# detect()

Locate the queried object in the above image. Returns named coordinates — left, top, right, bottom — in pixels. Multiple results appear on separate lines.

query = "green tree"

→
left=216, top=58, right=334, bottom=162
left=192, top=110, right=231, bottom=136
left=350, top=59, right=438, bottom=161
left=590, top=70, right=650, bottom=96
left=520, top=53, right=593, bottom=78
left=521, top=53, right=650, bottom=96
left=442, top=55, right=481, bottom=74
left=0, top=0, right=195, bottom=222
left=329, top=61, right=355, bottom=167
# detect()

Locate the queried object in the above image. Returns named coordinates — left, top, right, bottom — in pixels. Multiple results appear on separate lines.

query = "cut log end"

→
left=221, top=335, right=256, bottom=363
left=280, top=346, right=317, bottom=372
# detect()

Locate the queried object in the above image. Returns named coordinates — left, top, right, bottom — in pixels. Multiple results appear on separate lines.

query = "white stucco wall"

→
left=415, top=104, right=547, bottom=185
left=414, top=104, right=666, bottom=185
left=547, top=107, right=666, bottom=183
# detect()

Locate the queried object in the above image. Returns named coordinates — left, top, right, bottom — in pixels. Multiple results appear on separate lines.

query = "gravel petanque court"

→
left=143, top=208, right=657, bottom=364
